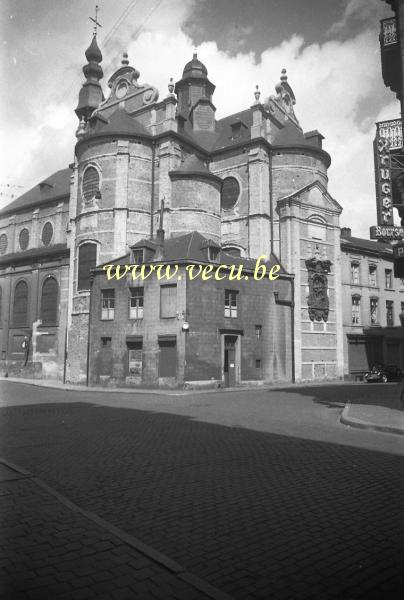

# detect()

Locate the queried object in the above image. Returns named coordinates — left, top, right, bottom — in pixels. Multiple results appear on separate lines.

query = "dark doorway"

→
left=159, top=338, right=177, bottom=378
left=99, top=337, right=112, bottom=377
left=224, top=335, right=238, bottom=387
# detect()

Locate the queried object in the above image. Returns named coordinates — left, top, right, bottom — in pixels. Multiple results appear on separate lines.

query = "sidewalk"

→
left=0, top=459, right=232, bottom=600
left=341, top=387, right=404, bottom=435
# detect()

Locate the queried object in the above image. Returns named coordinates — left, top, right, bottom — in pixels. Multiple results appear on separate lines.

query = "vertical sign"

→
left=374, top=123, right=393, bottom=225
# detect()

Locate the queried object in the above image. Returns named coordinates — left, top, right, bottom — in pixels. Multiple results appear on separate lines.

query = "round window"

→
left=19, top=228, right=29, bottom=250
left=0, top=233, right=7, bottom=255
left=116, top=80, right=128, bottom=99
left=82, top=166, right=100, bottom=201
left=41, top=222, right=53, bottom=247
left=221, top=177, right=240, bottom=211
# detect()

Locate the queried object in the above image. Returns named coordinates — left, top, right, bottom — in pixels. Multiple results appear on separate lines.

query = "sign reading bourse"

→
left=374, top=122, right=394, bottom=225
left=370, top=225, right=404, bottom=240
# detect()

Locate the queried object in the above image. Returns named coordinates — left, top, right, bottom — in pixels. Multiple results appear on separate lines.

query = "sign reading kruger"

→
left=374, top=123, right=393, bottom=225
left=369, top=225, right=404, bottom=240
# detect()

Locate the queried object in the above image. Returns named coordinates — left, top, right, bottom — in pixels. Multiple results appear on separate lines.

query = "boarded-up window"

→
left=221, top=177, right=240, bottom=211
left=160, top=284, right=177, bottom=318
left=13, top=281, right=29, bottom=327
left=158, top=338, right=176, bottom=377
left=40, top=277, right=58, bottom=325
left=127, top=340, right=143, bottom=376
left=41, top=222, right=53, bottom=247
left=82, top=166, right=100, bottom=201
left=78, top=243, right=97, bottom=291
left=0, top=233, right=7, bottom=255
left=19, top=228, right=29, bottom=250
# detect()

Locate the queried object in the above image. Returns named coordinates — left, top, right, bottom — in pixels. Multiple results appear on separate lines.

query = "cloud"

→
left=1, top=0, right=400, bottom=240
left=328, top=0, right=389, bottom=35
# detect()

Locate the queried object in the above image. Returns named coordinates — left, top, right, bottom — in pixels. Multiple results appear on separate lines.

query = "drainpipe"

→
left=269, top=149, right=274, bottom=255
left=246, top=152, right=250, bottom=257
left=150, top=141, right=156, bottom=239
left=63, top=321, right=68, bottom=384
left=86, top=275, right=94, bottom=387
left=291, top=276, right=295, bottom=383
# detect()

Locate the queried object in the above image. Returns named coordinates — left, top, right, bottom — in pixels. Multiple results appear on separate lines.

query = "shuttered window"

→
left=13, top=281, right=29, bottom=327
left=40, top=277, right=58, bottom=325
left=160, top=285, right=177, bottom=318
left=78, top=243, right=97, bottom=291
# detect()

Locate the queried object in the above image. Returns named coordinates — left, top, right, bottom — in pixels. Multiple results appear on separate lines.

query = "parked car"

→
left=365, top=364, right=404, bottom=383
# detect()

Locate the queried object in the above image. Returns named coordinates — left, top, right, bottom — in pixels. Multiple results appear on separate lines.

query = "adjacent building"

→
left=341, top=228, right=404, bottom=378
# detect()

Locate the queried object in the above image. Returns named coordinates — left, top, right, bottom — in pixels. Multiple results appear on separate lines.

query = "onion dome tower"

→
left=174, top=53, right=215, bottom=118
left=174, top=53, right=216, bottom=133
left=75, top=34, right=104, bottom=122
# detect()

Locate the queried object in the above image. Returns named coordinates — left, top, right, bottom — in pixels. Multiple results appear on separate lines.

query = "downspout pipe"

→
left=269, top=149, right=274, bottom=255
left=291, top=276, right=295, bottom=383
left=150, top=141, right=156, bottom=239
left=86, top=275, right=94, bottom=387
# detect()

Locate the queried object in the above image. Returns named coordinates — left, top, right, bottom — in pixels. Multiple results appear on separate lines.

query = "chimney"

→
left=340, top=227, right=352, bottom=239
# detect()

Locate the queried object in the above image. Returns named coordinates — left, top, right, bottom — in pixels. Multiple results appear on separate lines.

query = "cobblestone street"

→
left=1, top=381, right=403, bottom=599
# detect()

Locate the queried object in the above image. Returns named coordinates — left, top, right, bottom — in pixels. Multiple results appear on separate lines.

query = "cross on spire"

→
left=89, top=4, right=102, bottom=34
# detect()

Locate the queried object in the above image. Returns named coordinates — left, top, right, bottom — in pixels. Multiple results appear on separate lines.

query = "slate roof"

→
left=341, top=235, right=393, bottom=257
left=0, top=244, right=69, bottom=266
left=86, top=107, right=150, bottom=138
left=97, top=231, right=289, bottom=275
left=0, top=168, right=70, bottom=217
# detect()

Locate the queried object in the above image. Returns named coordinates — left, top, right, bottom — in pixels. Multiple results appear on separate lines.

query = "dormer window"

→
left=132, top=249, right=144, bottom=265
left=230, top=120, right=247, bottom=140
left=208, top=247, right=220, bottom=262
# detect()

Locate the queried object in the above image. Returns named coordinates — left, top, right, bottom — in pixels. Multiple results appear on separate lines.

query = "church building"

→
left=0, top=33, right=344, bottom=387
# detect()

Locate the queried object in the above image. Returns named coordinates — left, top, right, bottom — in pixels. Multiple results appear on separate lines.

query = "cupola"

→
left=174, top=53, right=216, bottom=120
left=75, top=34, right=104, bottom=121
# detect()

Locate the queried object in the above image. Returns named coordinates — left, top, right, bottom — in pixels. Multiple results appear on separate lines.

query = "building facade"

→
left=341, top=227, right=404, bottom=378
left=0, top=34, right=345, bottom=387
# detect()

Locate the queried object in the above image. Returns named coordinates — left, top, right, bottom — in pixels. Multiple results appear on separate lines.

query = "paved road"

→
left=0, top=381, right=403, bottom=599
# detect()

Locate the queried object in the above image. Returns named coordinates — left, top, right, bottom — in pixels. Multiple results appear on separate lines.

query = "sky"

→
left=0, top=0, right=399, bottom=237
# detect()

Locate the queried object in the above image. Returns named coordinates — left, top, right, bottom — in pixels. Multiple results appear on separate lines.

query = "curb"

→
left=0, top=457, right=234, bottom=600
left=340, top=401, right=404, bottom=436
left=0, top=376, right=366, bottom=397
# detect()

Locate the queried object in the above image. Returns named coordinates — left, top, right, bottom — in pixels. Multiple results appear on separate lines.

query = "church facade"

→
left=0, top=35, right=344, bottom=387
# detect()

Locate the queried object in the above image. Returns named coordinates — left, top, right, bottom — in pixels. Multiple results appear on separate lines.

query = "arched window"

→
left=40, top=277, right=58, bottom=326
left=13, top=281, right=29, bottom=327
left=82, top=166, right=100, bottom=201
left=78, top=243, right=97, bottom=291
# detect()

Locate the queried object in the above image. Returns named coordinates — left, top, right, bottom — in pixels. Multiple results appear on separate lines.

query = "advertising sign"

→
left=374, top=124, right=393, bottom=225
left=370, top=225, right=404, bottom=240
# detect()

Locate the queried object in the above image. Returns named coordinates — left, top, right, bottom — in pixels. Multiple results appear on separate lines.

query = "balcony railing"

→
left=377, top=119, right=403, bottom=150
left=381, top=17, right=398, bottom=47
